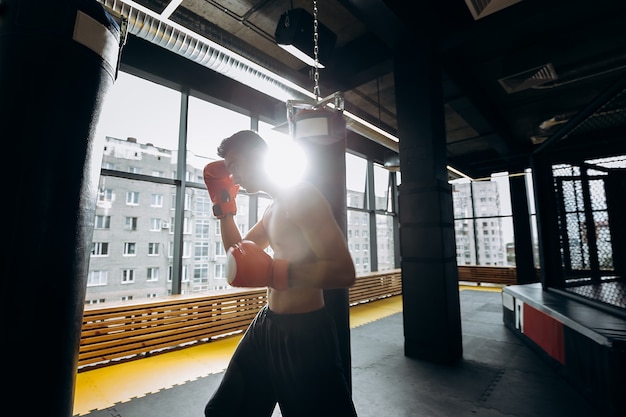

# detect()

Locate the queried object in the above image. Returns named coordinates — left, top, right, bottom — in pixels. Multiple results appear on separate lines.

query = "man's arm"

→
left=242, top=217, right=269, bottom=249
left=218, top=215, right=243, bottom=251
left=220, top=214, right=269, bottom=251
left=287, top=185, right=356, bottom=289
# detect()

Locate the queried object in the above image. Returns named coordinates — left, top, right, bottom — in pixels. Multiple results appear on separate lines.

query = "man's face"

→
left=224, top=148, right=264, bottom=193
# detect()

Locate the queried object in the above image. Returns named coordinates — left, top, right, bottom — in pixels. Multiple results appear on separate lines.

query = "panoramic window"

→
left=346, top=152, right=367, bottom=209
left=87, top=70, right=399, bottom=305
left=451, top=172, right=515, bottom=267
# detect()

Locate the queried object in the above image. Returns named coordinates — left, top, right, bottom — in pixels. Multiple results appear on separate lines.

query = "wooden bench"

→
left=457, top=265, right=517, bottom=286
left=79, top=289, right=267, bottom=368
left=349, top=269, right=402, bottom=305
left=78, top=269, right=402, bottom=369
left=78, top=267, right=521, bottom=369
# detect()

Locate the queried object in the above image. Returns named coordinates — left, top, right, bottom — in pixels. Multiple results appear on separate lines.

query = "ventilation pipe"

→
left=98, top=0, right=400, bottom=152
left=99, top=0, right=308, bottom=102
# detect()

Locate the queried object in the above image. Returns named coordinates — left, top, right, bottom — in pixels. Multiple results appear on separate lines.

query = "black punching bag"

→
left=1, top=1, right=120, bottom=416
left=291, top=107, right=352, bottom=389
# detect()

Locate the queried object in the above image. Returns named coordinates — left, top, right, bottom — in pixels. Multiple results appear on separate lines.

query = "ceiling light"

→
left=275, top=8, right=337, bottom=68
left=539, top=116, right=569, bottom=131
left=530, top=135, right=548, bottom=144
left=160, top=0, right=183, bottom=19
left=464, top=0, right=523, bottom=20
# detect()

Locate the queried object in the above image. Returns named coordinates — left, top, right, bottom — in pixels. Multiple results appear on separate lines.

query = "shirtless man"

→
left=202, top=130, right=358, bottom=417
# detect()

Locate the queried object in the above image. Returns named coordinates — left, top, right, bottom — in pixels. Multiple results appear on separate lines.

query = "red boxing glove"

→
left=226, top=240, right=289, bottom=290
left=203, top=160, right=239, bottom=218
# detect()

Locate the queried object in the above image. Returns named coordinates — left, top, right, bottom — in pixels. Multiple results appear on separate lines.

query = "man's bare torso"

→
left=262, top=198, right=325, bottom=314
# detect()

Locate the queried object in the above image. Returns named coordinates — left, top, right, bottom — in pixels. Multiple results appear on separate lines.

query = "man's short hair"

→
left=217, top=130, right=268, bottom=158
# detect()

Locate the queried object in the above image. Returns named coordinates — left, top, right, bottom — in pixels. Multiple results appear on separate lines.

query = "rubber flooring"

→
left=73, top=285, right=601, bottom=417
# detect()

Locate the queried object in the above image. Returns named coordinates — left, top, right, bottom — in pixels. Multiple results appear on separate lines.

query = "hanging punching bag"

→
left=290, top=107, right=353, bottom=389
left=291, top=107, right=347, bottom=212
left=1, top=1, right=121, bottom=416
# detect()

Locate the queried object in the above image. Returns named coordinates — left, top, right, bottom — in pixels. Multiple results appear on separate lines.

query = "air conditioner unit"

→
left=161, top=222, right=170, bottom=229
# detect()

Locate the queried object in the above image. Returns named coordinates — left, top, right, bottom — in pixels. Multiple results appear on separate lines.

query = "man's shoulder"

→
left=281, top=182, right=332, bottom=219
left=288, top=181, right=325, bottom=202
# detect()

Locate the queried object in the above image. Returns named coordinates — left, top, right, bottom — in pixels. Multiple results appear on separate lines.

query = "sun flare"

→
left=265, top=140, right=308, bottom=188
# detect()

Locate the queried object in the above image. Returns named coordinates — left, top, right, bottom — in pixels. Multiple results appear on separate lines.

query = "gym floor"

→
left=73, top=286, right=601, bottom=417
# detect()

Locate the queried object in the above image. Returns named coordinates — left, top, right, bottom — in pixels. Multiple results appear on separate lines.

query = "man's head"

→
left=217, top=130, right=269, bottom=193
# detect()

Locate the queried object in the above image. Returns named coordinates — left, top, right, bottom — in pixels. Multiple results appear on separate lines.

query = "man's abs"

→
left=268, top=287, right=325, bottom=314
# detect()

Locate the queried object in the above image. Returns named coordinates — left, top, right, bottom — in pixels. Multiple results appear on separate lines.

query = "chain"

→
left=312, top=0, right=321, bottom=102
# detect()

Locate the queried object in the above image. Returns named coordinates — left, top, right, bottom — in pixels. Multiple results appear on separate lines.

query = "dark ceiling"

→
left=109, top=0, right=626, bottom=179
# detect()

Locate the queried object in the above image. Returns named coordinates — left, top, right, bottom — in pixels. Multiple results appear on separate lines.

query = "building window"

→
left=148, top=242, right=160, bottom=256
left=87, top=270, right=108, bottom=286
left=194, top=263, right=209, bottom=283
left=91, top=242, right=109, bottom=256
left=123, top=242, right=136, bottom=256
left=121, top=295, right=133, bottom=301
left=147, top=267, right=159, bottom=281
left=195, top=242, right=210, bottom=261
left=150, top=218, right=162, bottom=231
left=151, top=193, right=163, bottom=207
left=95, top=215, right=110, bottom=229
left=183, top=217, right=192, bottom=234
left=181, top=265, right=189, bottom=282
left=126, top=191, right=139, bottom=205
left=195, top=196, right=212, bottom=217
left=121, top=269, right=136, bottom=283
left=125, top=216, right=138, bottom=231
left=98, top=188, right=113, bottom=202
left=215, top=242, right=226, bottom=257
left=214, top=264, right=226, bottom=279
left=183, top=241, right=192, bottom=258
left=195, top=219, right=210, bottom=239
left=215, top=220, right=222, bottom=235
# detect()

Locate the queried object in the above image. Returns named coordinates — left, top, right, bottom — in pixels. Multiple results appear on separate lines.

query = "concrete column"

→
left=1, top=1, right=120, bottom=415
left=394, top=37, right=463, bottom=364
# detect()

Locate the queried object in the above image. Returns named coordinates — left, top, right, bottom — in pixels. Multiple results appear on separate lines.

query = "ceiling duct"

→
left=99, top=0, right=309, bottom=102
left=498, top=63, right=558, bottom=94
left=97, top=0, right=400, bottom=152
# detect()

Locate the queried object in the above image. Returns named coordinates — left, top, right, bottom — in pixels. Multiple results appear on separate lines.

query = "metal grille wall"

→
left=551, top=156, right=626, bottom=310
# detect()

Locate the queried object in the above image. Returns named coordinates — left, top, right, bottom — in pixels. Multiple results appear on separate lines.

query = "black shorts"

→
left=204, top=305, right=358, bottom=417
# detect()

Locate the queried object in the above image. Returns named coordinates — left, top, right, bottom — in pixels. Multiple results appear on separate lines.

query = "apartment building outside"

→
left=452, top=180, right=509, bottom=266
left=86, top=136, right=396, bottom=304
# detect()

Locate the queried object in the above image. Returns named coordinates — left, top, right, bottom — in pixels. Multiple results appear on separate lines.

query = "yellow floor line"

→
left=459, top=284, right=503, bottom=292
left=73, top=287, right=501, bottom=416
left=350, top=296, right=403, bottom=328
left=73, top=336, right=241, bottom=415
